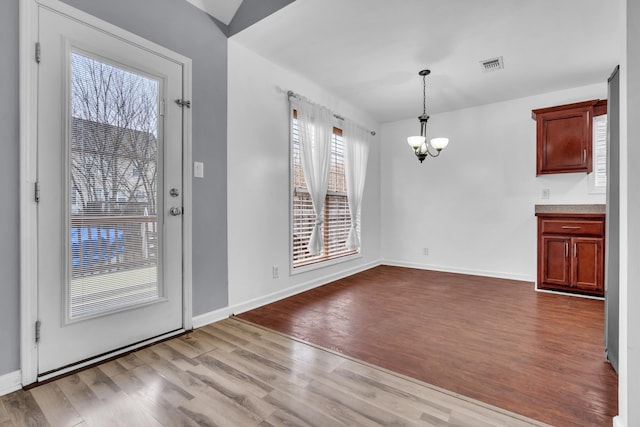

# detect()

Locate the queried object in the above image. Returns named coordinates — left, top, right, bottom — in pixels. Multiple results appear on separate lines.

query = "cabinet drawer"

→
left=540, top=219, right=604, bottom=236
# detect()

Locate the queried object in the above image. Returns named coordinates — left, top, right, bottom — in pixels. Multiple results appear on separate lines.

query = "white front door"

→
left=36, top=5, right=185, bottom=375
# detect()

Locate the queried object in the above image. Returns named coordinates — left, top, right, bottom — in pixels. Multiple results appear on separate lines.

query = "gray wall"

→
left=58, top=0, right=229, bottom=317
left=228, top=0, right=295, bottom=36
left=0, top=0, right=21, bottom=376
left=0, top=0, right=230, bottom=378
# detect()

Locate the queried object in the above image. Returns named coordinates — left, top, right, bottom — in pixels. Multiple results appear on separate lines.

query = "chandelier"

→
left=407, top=69, right=449, bottom=163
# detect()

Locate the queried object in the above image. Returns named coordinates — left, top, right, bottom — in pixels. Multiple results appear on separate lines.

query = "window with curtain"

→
left=291, top=110, right=358, bottom=268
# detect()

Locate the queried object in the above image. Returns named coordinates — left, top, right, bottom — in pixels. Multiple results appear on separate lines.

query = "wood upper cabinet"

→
left=532, top=100, right=607, bottom=175
left=536, top=213, right=605, bottom=297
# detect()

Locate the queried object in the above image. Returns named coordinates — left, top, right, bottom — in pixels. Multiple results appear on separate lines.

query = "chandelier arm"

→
left=424, top=144, right=441, bottom=157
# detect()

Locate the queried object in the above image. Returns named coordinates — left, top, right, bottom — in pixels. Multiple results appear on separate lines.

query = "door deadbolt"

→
left=169, top=188, right=180, bottom=197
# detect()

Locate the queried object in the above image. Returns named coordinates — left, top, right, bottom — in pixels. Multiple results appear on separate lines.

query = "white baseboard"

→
left=193, top=260, right=380, bottom=329
left=613, top=416, right=624, bottom=427
left=534, top=287, right=605, bottom=300
left=192, top=306, right=236, bottom=329
left=0, top=370, right=22, bottom=397
left=382, top=259, right=536, bottom=283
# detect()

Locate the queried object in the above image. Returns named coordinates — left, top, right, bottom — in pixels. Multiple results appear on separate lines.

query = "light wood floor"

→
left=238, top=265, right=618, bottom=427
left=1, top=318, right=547, bottom=427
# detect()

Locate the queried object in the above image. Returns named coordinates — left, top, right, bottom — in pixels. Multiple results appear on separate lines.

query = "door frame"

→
left=19, top=0, right=193, bottom=385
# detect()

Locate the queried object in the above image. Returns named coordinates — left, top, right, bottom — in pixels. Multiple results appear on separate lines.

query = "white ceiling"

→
left=184, top=0, right=243, bottom=25
left=230, top=0, right=623, bottom=123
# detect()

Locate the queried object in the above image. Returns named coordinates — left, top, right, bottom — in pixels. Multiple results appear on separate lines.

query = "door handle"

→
left=565, top=242, right=568, bottom=258
left=169, top=207, right=182, bottom=216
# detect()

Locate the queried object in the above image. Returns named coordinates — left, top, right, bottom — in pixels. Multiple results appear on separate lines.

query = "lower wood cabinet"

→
left=536, top=213, right=605, bottom=296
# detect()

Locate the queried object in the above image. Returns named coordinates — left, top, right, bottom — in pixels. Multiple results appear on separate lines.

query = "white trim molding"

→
left=19, top=0, right=40, bottom=387
left=0, top=371, right=22, bottom=397
left=613, top=416, right=624, bottom=427
left=382, top=259, right=536, bottom=284
left=20, top=0, right=194, bottom=385
left=193, top=261, right=380, bottom=328
left=181, top=59, right=194, bottom=332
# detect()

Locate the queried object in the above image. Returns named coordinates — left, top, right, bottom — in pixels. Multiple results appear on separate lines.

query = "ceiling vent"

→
left=480, top=56, right=504, bottom=73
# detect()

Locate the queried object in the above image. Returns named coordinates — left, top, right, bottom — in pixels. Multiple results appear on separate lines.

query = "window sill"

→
left=290, top=251, right=362, bottom=276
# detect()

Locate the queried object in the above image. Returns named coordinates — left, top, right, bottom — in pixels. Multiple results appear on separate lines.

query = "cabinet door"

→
left=536, top=108, right=591, bottom=175
left=541, top=236, right=570, bottom=286
left=572, top=237, right=604, bottom=292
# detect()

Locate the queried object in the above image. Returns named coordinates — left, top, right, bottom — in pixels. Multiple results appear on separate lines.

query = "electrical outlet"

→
left=272, top=265, right=279, bottom=279
left=541, top=188, right=550, bottom=199
left=423, top=247, right=429, bottom=256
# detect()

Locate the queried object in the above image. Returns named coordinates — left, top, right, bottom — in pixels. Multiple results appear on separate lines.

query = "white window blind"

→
left=292, top=113, right=357, bottom=268
left=589, top=114, right=607, bottom=194
left=69, top=51, right=161, bottom=319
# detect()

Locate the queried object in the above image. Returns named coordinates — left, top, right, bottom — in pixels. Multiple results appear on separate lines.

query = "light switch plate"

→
left=194, top=161, right=204, bottom=178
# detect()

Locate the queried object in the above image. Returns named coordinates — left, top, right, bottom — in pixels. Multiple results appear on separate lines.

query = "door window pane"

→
left=69, top=51, right=160, bottom=319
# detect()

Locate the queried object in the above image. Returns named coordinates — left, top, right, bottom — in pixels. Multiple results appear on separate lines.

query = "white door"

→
left=37, top=5, right=184, bottom=375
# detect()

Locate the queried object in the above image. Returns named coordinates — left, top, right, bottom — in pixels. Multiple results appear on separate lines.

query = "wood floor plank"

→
left=326, top=365, right=439, bottom=421
left=113, top=353, right=146, bottom=371
left=199, top=323, right=250, bottom=348
left=0, top=398, right=13, bottom=426
left=304, top=377, right=419, bottom=427
left=96, top=359, right=128, bottom=378
left=146, top=342, right=200, bottom=371
left=108, top=367, right=201, bottom=427
left=177, top=393, right=262, bottom=427
left=209, top=346, right=311, bottom=391
left=1, top=390, right=49, bottom=427
left=77, top=367, right=121, bottom=400
left=195, top=352, right=274, bottom=398
left=29, top=382, right=83, bottom=427
left=237, top=265, right=617, bottom=426
left=89, top=391, right=164, bottom=427
left=164, top=337, right=207, bottom=361
left=263, top=388, right=357, bottom=427
left=185, top=364, right=277, bottom=420
left=129, top=389, right=202, bottom=427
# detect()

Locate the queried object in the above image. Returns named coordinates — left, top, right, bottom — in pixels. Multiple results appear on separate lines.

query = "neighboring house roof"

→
left=71, top=117, right=157, bottom=160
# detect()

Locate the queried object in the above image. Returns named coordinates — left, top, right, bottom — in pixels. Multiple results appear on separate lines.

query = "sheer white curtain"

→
left=292, top=98, right=333, bottom=255
left=343, top=120, right=371, bottom=250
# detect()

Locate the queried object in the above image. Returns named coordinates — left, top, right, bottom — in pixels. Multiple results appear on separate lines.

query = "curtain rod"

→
left=287, top=90, right=376, bottom=136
